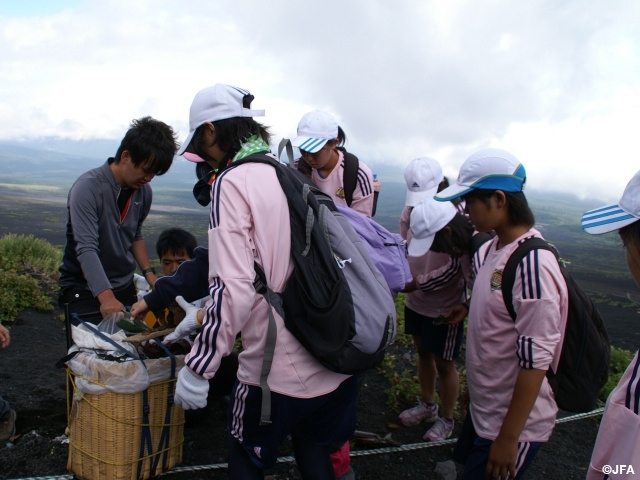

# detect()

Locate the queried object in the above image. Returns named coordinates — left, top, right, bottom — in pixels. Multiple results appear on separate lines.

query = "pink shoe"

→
left=398, top=398, right=438, bottom=427
left=423, top=417, right=454, bottom=442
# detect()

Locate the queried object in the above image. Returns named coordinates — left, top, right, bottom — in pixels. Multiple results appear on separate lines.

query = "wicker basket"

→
left=67, top=372, right=185, bottom=480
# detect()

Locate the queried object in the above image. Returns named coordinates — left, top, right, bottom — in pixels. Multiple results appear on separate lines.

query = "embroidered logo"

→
left=336, top=187, right=346, bottom=200
left=490, top=270, right=503, bottom=290
left=412, top=182, right=420, bottom=189
left=253, top=446, right=262, bottom=458
left=134, top=202, right=141, bottom=206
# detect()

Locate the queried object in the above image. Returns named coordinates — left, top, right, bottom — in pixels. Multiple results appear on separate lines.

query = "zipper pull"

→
left=334, top=254, right=352, bottom=269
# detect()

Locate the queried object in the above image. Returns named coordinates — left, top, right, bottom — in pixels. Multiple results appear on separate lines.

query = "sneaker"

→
left=423, top=417, right=454, bottom=442
left=0, top=409, right=16, bottom=441
left=398, top=398, right=438, bottom=426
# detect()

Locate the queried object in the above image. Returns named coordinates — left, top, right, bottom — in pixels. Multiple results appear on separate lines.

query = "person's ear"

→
left=119, top=150, right=131, bottom=165
left=494, top=190, right=507, bottom=208
left=203, top=122, right=216, bottom=144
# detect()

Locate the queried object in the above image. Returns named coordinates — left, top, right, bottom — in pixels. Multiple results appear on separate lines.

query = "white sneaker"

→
left=423, top=417, right=454, bottom=442
left=398, top=398, right=438, bottom=427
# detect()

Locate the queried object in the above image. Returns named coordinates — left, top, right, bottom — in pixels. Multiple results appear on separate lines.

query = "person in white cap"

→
left=582, top=170, right=640, bottom=479
left=291, top=110, right=375, bottom=217
left=172, top=84, right=358, bottom=480
left=435, top=149, right=568, bottom=480
left=398, top=156, right=474, bottom=443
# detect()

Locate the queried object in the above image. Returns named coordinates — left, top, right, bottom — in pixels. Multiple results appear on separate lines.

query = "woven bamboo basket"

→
left=66, top=372, right=185, bottom=480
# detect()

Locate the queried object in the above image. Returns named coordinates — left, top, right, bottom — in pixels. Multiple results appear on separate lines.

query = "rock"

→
left=434, top=460, right=457, bottom=480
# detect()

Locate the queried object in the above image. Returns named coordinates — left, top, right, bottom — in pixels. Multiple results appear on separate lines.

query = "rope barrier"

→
left=6, top=407, right=604, bottom=480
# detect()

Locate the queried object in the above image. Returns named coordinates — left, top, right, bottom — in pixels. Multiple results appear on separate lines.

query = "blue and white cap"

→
left=290, top=110, right=339, bottom=153
left=582, top=170, right=640, bottom=234
left=435, top=149, right=526, bottom=202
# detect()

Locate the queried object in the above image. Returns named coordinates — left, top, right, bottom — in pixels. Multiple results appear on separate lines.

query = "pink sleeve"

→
left=511, top=249, right=568, bottom=372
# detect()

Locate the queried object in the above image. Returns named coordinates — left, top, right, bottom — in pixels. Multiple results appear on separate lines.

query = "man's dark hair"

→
left=463, top=188, right=535, bottom=228
left=155, top=227, right=198, bottom=259
left=431, top=212, right=474, bottom=257
left=114, top=116, right=178, bottom=175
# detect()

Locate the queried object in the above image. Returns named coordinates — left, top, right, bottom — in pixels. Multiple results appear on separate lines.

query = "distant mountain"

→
left=0, top=139, right=629, bottom=283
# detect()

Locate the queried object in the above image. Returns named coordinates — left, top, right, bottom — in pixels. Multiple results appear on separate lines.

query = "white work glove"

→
left=174, top=367, right=209, bottom=410
left=163, top=295, right=200, bottom=344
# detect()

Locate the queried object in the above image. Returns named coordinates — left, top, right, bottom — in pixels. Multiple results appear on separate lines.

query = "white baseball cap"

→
left=407, top=199, right=457, bottom=257
left=435, top=149, right=526, bottom=202
left=582, top=170, right=640, bottom=234
left=178, top=84, right=265, bottom=156
left=404, top=157, right=444, bottom=206
left=290, top=111, right=339, bottom=153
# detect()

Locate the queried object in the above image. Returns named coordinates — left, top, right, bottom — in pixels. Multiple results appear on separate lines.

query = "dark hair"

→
left=439, top=177, right=463, bottom=209
left=114, top=116, right=178, bottom=175
left=463, top=188, right=535, bottom=228
left=190, top=117, right=271, bottom=163
left=430, top=213, right=474, bottom=257
left=155, top=228, right=198, bottom=259
left=619, top=220, right=640, bottom=251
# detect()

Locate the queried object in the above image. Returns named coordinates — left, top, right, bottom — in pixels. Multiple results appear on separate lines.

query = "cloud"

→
left=0, top=0, right=639, bottom=200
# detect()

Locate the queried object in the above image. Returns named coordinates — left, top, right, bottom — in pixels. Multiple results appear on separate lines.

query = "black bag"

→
left=232, top=154, right=396, bottom=374
left=501, top=237, right=611, bottom=412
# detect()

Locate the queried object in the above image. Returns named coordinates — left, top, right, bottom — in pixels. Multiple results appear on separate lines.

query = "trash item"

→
left=0, top=409, right=16, bottom=442
left=71, top=322, right=138, bottom=358
left=352, top=430, right=401, bottom=447
left=117, top=312, right=152, bottom=333
left=53, top=434, right=69, bottom=445
left=434, top=460, right=457, bottom=480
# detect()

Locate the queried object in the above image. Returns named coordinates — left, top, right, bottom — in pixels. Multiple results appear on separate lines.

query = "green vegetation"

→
left=0, top=234, right=61, bottom=323
left=600, top=347, right=635, bottom=401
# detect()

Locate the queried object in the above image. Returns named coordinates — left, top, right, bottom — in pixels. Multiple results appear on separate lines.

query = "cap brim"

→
left=405, top=186, right=438, bottom=207
left=407, top=234, right=435, bottom=257
left=434, top=183, right=472, bottom=202
left=183, top=152, right=205, bottom=163
left=581, top=204, right=639, bottom=234
left=290, top=136, right=329, bottom=153
left=177, top=130, right=196, bottom=156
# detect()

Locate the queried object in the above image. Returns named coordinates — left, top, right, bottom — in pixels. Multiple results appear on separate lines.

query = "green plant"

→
left=600, top=346, right=635, bottom=401
left=0, top=234, right=62, bottom=323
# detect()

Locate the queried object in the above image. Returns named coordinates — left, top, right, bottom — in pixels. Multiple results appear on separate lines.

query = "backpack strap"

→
left=339, top=147, right=359, bottom=207
left=501, top=237, right=558, bottom=321
left=253, top=262, right=285, bottom=426
left=278, top=138, right=295, bottom=167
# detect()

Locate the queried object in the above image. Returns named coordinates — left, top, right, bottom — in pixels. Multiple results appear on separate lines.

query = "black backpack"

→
left=231, top=154, right=397, bottom=423
left=501, top=237, right=611, bottom=413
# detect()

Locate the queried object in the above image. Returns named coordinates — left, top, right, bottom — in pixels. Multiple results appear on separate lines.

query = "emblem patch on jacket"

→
left=490, top=270, right=503, bottom=290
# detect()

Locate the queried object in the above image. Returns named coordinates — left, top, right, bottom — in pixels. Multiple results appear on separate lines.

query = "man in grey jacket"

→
left=58, top=116, right=178, bottom=324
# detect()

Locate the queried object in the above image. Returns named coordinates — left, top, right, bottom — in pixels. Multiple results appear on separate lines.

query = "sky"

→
left=1, top=0, right=639, bottom=202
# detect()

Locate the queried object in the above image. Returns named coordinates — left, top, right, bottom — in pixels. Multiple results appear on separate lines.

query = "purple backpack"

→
left=336, top=204, right=411, bottom=295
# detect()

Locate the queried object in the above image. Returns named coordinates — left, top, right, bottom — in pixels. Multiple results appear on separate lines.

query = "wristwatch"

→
left=141, top=267, right=156, bottom=276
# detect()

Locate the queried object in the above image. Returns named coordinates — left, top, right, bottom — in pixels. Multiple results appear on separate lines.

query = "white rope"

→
left=6, top=408, right=605, bottom=480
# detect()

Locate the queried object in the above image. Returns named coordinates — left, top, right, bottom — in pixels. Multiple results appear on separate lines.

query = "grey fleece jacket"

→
left=58, top=160, right=152, bottom=297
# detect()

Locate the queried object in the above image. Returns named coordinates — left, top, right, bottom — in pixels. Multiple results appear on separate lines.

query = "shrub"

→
left=0, top=234, right=62, bottom=323
left=600, top=346, right=635, bottom=401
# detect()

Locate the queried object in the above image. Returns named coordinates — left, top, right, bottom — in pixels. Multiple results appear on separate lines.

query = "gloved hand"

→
left=174, top=367, right=209, bottom=410
left=163, top=296, right=200, bottom=344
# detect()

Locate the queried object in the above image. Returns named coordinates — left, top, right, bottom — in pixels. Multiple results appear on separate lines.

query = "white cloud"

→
left=1, top=0, right=640, bottom=200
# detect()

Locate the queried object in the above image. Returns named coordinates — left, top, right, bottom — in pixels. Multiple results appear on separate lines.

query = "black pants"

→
left=59, top=281, right=137, bottom=325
